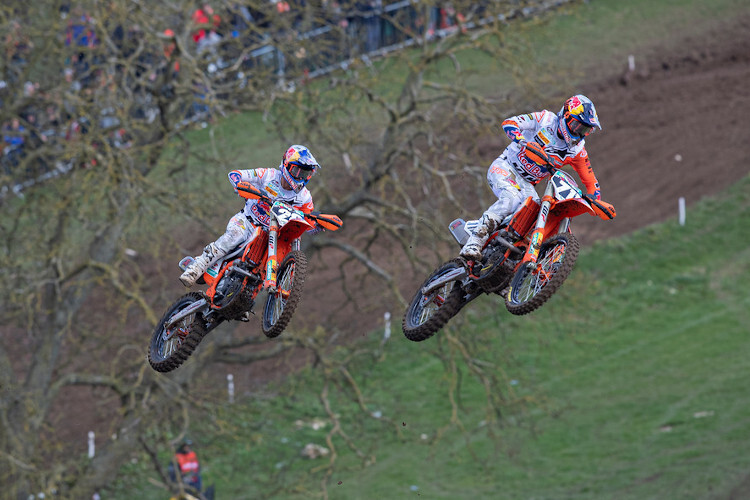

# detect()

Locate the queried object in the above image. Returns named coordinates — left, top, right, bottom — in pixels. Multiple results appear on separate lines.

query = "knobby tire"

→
left=262, top=250, right=307, bottom=338
left=505, top=233, right=579, bottom=315
left=402, top=259, right=465, bottom=342
left=148, top=292, right=207, bottom=373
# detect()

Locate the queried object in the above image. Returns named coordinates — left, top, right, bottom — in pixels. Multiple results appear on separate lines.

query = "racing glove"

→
left=523, top=141, right=550, bottom=167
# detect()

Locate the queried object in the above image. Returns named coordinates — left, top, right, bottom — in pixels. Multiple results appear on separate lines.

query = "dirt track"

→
left=229, top=13, right=750, bottom=390
left=572, top=15, right=750, bottom=245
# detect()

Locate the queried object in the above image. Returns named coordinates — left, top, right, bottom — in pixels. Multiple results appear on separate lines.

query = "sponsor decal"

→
left=268, top=230, right=277, bottom=253
left=537, top=129, right=551, bottom=145
left=250, top=200, right=271, bottom=225
left=539, top=204, right=549, bottom=224
left=265, top=185, right=279, bottom=197
left=489, top=165, right=509, bottom=176
left=516, top=154, right=549, bottom=182
left=270, top=179, right=284, bottom=193
left=228, top=171, right=242, bottom=186
left=266, top=259, right=276, bottom=284
left=532, top=231, right=543, bottom=247
left=207, top=262, right=220, bottom=278
left=568, top=96, right=584, bottom=115
left=285, top=147, right=299, bottom=161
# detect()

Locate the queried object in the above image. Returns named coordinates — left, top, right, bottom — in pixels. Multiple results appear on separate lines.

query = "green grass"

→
left=109, top=177, right=750, bottom=499
left=106, top=0, right=750, bottom=498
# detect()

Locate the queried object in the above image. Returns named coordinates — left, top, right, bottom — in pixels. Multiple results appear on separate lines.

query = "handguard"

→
left=584, top=194, right=617, bottom=220
left=236, top=181, right=264, bottom=200
left=306, top=212, right=343, bottom=231
left=524, top=141, right=551, bottom=166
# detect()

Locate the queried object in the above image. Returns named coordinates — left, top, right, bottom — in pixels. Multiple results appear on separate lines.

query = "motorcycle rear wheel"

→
left=402, top=259, right=465, bottom=342
left=148, top=292, right=207, bottom=372
left=262, top=250, right=307, bottom=338
left=505, top=233, right=579, bottom=315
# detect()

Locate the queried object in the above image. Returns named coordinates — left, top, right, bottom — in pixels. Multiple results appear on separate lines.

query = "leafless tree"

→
left=0, top=0, right=572, bottom=497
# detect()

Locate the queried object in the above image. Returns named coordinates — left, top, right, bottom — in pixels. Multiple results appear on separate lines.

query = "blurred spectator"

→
left=2, top=117, right=27, bottom=174
left=167, top=440, right=214, bottom=499
left=192, top=5, right=222, bottom=53
left=4, top=19, right=33, bottom=68
left=65, top=7, right=100, bottom=88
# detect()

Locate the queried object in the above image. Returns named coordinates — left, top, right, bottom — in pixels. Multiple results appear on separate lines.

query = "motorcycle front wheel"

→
left=505, top=233, right=579, bottom=316
left=262, top=250, right=307, bottom=338
left=148, top=292, right=207, bottom=373
left=402, top=259, right=465, bottom=342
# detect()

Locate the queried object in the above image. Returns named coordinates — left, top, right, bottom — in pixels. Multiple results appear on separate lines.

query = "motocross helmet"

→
left=281, top=145, right=319, bottom=193
left=557, top=94, right=601, bottom=147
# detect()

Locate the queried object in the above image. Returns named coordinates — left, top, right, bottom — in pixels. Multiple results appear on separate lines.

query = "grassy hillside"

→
left=111, top=171, right=750, bottom=499
left=107, top=0, right=750, bottom=498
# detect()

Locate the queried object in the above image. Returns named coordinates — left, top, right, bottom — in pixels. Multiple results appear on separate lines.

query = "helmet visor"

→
left=567, top=118, right=594, bottom=139
left=287, top=163, right=315, bottom=182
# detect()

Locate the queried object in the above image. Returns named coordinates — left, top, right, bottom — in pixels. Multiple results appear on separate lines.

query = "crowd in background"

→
left=0, top=1, right=470, bottom=192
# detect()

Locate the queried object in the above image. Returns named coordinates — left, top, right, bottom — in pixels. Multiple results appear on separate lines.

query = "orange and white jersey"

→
left=500, top=110, right=600, bottom=195
left=228, top=168, right=314, bottom=227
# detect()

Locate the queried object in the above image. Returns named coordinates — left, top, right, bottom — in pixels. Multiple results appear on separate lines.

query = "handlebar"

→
left=236, top=181, right=343, bottom=231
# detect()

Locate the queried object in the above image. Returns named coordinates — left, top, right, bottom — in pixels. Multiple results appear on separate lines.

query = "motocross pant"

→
left=179, top=211, right=258, bottom=287
left=460, top=155, right=539, bottom=261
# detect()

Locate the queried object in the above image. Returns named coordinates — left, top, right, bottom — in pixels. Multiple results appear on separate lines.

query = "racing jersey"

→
left=500, top=110, right=600, bottom=196
left=228, top=167, right=314, bottom=226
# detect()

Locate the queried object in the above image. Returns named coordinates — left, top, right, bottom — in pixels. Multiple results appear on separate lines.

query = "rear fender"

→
left=164, top=297, right=210, bottom=331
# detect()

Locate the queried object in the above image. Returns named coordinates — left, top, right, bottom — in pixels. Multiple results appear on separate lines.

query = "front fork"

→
left=521, top=198, right=571, bottom=270
left=264, top=220, right=279, bottom=291
left=521, top=193, right=553, bottom=267
left=263, top=223, right=302, bottom=291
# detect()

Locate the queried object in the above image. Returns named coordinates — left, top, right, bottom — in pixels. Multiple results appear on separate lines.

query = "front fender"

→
left=280, top=218, right=315, bottom=242
left=550, top=198, right=595, bottom=219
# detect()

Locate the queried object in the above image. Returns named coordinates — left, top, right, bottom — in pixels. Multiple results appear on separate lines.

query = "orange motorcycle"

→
left=402, top=167, right=615, bottom=342
left=148, top=182, right=342, bottom=372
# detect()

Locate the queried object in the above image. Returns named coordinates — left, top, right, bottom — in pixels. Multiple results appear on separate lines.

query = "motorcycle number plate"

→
left=552, top=171, right=581, bottom=201
left=271, top=202, right=304, bottom=226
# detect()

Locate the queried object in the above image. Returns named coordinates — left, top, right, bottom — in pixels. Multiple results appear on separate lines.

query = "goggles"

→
left=287, top=162, right=316, bottom=181
left=567, top=118, right=594, bottom=139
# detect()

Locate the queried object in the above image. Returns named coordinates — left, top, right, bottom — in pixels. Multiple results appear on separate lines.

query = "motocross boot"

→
left=459, top=213, right=503, bottom=262
left=179, top=243, right=220, bottom=287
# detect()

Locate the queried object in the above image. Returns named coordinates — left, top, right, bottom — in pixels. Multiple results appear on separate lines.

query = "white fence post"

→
left=227, top=374, right=235, bottom=404
left=88, top=431, right=95, bottom=458
left=678, top=197, right=686, bottom=226
left=383, top=312, right=391, bottom=342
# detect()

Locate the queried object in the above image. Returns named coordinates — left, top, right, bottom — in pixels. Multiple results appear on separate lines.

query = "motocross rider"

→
left=179, top=144, right=319, bottom=287
left=460, top=94, right=613, bottom=261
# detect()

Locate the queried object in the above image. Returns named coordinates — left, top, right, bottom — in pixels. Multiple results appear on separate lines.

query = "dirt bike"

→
left=148, top=182, right=342, bottom=372
left=402, top=167, right=615, bottom=342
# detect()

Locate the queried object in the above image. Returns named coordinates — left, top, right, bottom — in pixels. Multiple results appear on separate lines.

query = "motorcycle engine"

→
left=474, top=244, right=516, bottom=294
left=214, top=272, right=244, bottom=307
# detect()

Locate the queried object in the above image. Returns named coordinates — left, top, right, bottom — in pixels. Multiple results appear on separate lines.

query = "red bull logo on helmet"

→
left=568, top=96, right=584, bottom=116
left=285, top=147, right=301, bottom=162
